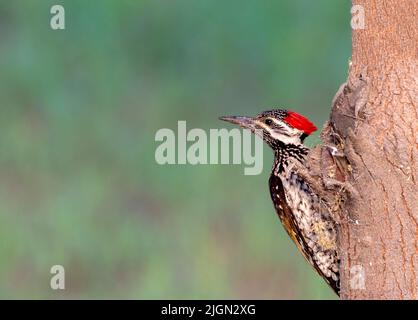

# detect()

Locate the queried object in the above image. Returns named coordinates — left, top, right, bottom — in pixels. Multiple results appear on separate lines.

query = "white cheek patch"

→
left=257, top=119, right=303, bottom=145
left=270, top=132, right=301, bottom=145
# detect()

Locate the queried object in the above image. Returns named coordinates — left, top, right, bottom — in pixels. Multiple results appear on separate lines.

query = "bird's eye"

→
left=265, top=119, right=273, bottom=126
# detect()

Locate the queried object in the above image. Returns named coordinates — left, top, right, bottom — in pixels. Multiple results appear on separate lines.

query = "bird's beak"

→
left=219, top=116, right=256, bottom=131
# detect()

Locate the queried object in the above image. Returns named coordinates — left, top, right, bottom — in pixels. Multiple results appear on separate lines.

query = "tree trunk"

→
left=326, top=0, right=417, bottom=299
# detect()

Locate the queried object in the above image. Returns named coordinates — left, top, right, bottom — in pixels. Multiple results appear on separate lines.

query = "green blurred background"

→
left=0, top=0, right=350, bottom=299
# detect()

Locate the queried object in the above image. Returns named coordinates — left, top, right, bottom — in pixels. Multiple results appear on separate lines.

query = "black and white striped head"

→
left=220, top=109, right=317, bottom=150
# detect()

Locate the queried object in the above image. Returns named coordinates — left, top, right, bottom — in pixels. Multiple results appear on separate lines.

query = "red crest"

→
left=283, top=111, right=317, bottom=135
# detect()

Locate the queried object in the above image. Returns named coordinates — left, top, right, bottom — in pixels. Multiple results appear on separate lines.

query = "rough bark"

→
left=299, top=0, right=417, bottom=299
left=331, top=0, right=417, bottom=299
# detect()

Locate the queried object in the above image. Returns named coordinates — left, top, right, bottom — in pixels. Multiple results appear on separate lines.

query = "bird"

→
left=220, top=109, right=340, bottom=295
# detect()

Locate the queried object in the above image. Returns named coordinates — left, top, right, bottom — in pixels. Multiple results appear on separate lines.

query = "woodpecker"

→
left=220, top=109, right=340, bottom=295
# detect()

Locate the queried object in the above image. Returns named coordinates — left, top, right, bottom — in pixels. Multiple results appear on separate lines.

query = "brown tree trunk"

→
left=326, top=0, right=417, bottom=299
